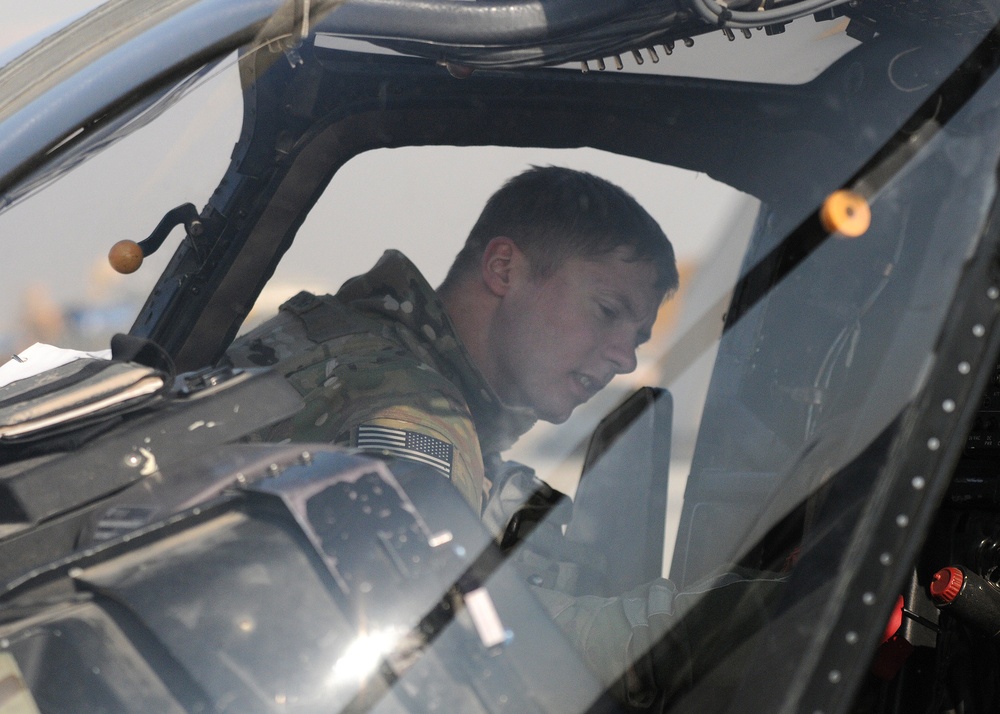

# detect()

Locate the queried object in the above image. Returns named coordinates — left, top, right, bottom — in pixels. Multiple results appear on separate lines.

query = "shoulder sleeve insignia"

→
left=356, top=423, right=454, bottom=478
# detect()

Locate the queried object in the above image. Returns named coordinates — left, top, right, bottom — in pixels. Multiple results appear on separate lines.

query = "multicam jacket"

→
left=225, top=250, right=536, bottom=511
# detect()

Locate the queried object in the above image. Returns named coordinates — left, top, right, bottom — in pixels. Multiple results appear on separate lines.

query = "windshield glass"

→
left=0, top=55, right=242, bottom=352
left=0, top=5, right=998, bottom=714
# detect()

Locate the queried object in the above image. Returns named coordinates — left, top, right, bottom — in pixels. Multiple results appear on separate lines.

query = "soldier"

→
left=227, top=165, right=678, bottom=512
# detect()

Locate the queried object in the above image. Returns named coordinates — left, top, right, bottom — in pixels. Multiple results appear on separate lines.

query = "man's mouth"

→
left=572, top=373, right=606, bottom=398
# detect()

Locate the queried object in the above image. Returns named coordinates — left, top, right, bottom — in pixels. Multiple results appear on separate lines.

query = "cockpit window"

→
left=1, top=4, right=1000, bottom=713
left=0, top=55, right=242, bottom=352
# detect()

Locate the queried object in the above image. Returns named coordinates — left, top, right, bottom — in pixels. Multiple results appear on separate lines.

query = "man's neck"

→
left=440, top=282, right=500, bottom=395
left=439, top=279, right=539, bottom=451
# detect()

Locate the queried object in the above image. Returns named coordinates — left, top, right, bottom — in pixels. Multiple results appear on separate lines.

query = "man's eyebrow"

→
left=601, top=289, right=656, bottom=333
left=611, top=292, right=641, bottom=321
left=620, top=293, right=659, bottom=326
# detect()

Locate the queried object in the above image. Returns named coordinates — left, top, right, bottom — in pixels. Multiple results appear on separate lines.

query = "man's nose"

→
left=605, top=333, right=638, bottom=374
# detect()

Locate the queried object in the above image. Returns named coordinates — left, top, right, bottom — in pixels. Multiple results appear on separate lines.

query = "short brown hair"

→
left=439, top=166, right=678, bottom=296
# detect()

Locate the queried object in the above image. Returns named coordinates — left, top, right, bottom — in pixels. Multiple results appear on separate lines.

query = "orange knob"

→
left=109, top=240, right=144, bottom=274
left=820, top=189, right=871, bottom=238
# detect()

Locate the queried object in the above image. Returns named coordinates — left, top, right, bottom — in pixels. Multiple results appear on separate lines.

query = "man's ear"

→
left=480, top=237, right=525, bottom=297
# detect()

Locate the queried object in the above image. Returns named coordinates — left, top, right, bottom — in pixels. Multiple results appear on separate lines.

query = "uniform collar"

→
left=337, top=250, right=536, bottom=454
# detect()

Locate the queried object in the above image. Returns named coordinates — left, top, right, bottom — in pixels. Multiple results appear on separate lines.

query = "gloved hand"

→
left=532, top=569, right=786, bottom=709
left=481, top=458, right=572, bottom=551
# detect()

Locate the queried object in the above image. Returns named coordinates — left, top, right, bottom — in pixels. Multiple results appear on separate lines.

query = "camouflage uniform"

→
left=226, top=250, right=535, bottom=511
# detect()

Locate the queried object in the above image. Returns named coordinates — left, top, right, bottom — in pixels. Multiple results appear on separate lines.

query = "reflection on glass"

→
left=327, top=628, right=403, bottom=687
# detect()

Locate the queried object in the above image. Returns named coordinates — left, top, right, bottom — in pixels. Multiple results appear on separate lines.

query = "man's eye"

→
left=598, top=303, right=619, bottom=320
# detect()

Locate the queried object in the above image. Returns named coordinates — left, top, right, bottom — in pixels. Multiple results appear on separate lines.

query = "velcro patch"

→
left=357, top=424, right=453, bottom=478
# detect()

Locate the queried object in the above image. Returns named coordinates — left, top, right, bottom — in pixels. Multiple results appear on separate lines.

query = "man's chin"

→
left=535, top=401, right=578, bottom=425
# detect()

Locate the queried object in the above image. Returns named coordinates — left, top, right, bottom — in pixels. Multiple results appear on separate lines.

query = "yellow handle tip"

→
left=109, top=240, right=144, bottom=274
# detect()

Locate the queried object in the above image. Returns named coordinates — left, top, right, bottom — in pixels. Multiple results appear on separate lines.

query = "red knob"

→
left=930, top=566, right=964, bottom=604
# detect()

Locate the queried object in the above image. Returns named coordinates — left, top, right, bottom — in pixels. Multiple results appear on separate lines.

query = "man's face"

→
left=488, top=247, right=664, bottom=423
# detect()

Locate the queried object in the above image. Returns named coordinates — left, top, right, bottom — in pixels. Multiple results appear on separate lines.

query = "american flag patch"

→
left=356, top=424, right=453, bottom=478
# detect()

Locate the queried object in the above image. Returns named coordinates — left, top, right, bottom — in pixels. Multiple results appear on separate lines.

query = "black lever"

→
left=109, top=203, right=204, bottom=274
left=137, top=203, right=203, bottom=256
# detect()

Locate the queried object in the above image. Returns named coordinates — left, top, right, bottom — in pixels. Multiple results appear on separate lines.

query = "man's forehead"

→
left=582, top=251, right=665, bottom=312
